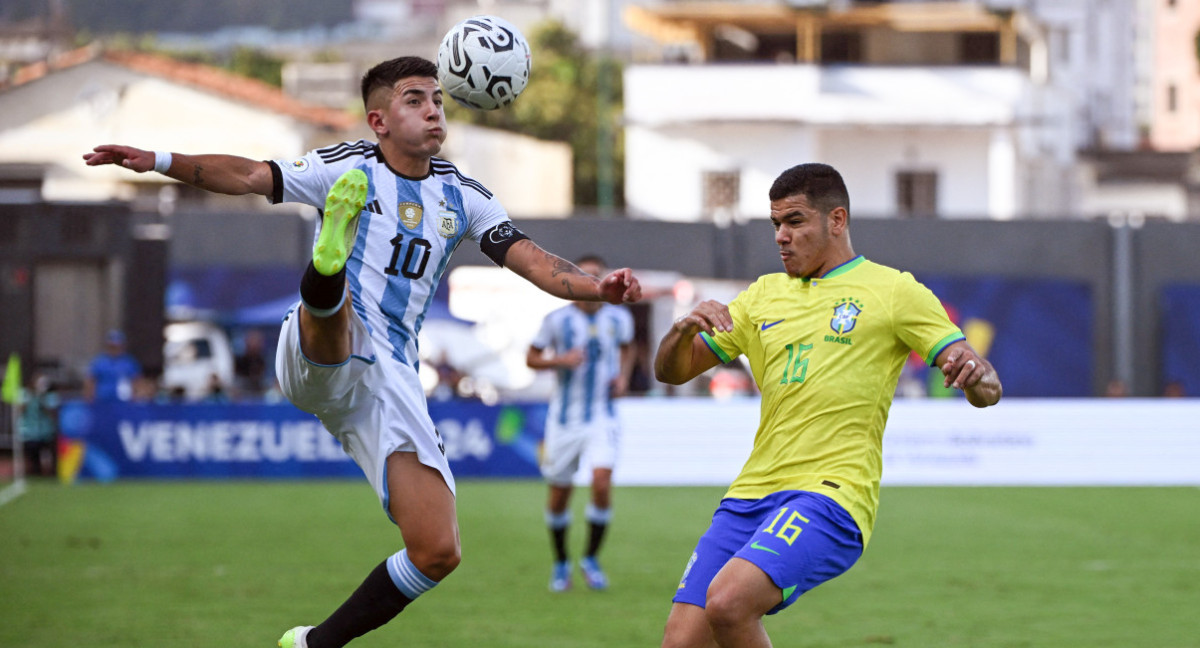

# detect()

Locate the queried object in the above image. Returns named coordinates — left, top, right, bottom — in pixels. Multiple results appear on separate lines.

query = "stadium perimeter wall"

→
left=54, top=397, right=1200, bottom=486
left=6, top=204, right=1200, bottom=396
left=614, top=398, right=1200, bottom=487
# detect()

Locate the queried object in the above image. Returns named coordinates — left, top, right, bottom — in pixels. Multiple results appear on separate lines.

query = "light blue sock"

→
left=585, top=503, right=612, bottom=525
left=301, top=290, right=346, bottom=318
left=545, top=509, right=572, bottom=530
left=385, top=548, right=438, bottom=600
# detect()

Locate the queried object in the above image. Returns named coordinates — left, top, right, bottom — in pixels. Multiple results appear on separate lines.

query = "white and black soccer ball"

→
left=436, top=15, right=532, bottom=111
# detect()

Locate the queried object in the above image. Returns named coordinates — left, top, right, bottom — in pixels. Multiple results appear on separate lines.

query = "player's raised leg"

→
left=299, top=168, right=368, bottom=365
left=282, top=452, right=458, bottom=648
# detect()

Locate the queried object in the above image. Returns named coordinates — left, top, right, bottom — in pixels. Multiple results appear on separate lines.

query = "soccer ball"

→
left=436, top=15, right=532, bottom=110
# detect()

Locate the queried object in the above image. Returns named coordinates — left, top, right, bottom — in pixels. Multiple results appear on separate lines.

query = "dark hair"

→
left=768, top=163, right=850, bottom=216
left=575, top=254, right=607, bottom=269
left=361, top=56, right=439, bottom=107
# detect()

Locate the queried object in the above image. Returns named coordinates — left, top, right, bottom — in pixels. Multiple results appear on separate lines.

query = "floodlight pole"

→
left=1110, top=212, right=1139, bottom=395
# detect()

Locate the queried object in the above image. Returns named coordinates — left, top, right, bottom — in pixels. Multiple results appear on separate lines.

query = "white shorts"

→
left=540, top=416, right=619, bottom=486
left=275, top=304, right=455, bottom=512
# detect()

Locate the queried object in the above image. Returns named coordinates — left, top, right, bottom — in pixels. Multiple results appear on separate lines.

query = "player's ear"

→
left=366, top=108, right=388, bottom=137
left=827, top=206, right=849, bottom=236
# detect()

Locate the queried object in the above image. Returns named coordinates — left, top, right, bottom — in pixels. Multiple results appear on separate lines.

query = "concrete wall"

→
left=1136, top=222, right=1200, bottom=394
left=456, top=217, right=1123, bottom=395
left=7, top=201, right=1198, bottom=397
left=154, top=210, right=1198, bottom=397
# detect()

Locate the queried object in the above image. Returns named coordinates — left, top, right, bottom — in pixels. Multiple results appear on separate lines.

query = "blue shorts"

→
left=673, top=490, right=864, bottom=615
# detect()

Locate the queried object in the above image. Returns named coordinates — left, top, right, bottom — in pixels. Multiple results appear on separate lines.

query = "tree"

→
left=446, top=20, right=624, bottom=211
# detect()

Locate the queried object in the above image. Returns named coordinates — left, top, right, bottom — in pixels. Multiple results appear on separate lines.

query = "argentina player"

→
left=526, top=255, right=635, bottom=593
left=84, top=56, right=642, bottom=648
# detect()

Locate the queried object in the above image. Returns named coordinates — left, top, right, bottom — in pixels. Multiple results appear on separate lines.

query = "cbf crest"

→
left=398, top=202, right=422, bottom=230
left=830, top=297, right=864, bottom=334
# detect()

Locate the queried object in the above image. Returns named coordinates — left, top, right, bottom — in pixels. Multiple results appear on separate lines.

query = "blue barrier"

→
left=58, top=399, right=547, bottom=481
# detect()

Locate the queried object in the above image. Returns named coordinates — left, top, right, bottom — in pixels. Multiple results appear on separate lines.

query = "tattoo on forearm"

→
left=192, top=164, right=205, bottom=186
left=545, top=253, right=586, bottom=298
left=547, top=254, right=582, bottom=278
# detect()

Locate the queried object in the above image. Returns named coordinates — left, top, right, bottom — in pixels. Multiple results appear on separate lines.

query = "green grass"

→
left=1, top=480, right=1197, bottom=647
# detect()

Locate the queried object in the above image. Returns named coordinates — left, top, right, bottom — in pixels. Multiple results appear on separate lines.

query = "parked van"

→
left=161, top=321, right=235, bottom=401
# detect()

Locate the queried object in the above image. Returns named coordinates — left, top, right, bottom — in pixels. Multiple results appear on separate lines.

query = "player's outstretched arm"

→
left=503, top=239, right=642, bottom=304
left=654, top=301, right=729, bottom=385
left=935, top=341, right=1002, bottom=408
left=526, top=346, right=583, bottom=371
left=84, top=145, right=273, bottom=197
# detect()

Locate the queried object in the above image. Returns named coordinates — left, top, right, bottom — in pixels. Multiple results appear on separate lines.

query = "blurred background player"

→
left=83, top=56, right=642, bottom=648
left=83, top=329, right=142, bottom=403
left=654, top=163, right=1001, bottom=648
left=526, top=254, right=635, bottom=592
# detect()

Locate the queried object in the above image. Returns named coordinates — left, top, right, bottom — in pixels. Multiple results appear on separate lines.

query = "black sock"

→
left=306, top=561, right=412, bottom=648
left=551, top=526, right=569, bottom=563
left=586, top=521, right=608, bottom=558
left=300, top=261, right=346, bottom=312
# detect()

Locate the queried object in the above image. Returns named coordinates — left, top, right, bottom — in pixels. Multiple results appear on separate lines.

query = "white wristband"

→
left=153, top=151, right=173, bottom=174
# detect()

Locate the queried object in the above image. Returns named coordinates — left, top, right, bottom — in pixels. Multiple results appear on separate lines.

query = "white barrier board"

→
left=613, top=398, right=1200, bottom=487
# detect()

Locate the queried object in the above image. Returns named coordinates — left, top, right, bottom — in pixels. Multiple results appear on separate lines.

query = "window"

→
left=0, top=177, right=42, bottom=204
left=61, top=212, right=94, bottom=244
left=821, top=31, right=862, bottom=63
left=960, top=32, right=1000, bottom=64
left=702, top=171, right=740, bottom=222
left=896, top=171, right=938, bottom=218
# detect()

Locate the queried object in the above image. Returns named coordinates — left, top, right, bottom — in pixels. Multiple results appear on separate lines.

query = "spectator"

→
left=84, top=330, right=141, bottom=403
left=1104, top=379, right=1128, bottom=398
left=203, top=373, right=231, bottom=404
left=1162, top=381, right=1186, bottom=398
left=18, top=373, right=59, bottom=477
left=235, top=329, right=268, bottom=399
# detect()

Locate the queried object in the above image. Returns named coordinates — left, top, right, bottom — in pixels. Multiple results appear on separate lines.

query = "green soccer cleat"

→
left=313, top=168, right=368, bottom=276
left=278, top=626, right=313, bottom=648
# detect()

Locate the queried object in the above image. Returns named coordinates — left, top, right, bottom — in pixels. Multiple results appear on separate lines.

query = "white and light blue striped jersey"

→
left=531, top=304, right=634, bottom=427
left=269, top=140, right=510, bottom=367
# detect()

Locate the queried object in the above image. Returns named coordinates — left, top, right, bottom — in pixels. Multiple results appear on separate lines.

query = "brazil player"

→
left=526, top=255, right=635, bottom=592
left=653, top=163, right=1001, bottom=648
left=83, top=56, right=642, bottom=648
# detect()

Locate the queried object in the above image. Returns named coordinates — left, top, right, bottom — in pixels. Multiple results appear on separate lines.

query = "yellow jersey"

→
left=700, top=256, right=963, bottom=546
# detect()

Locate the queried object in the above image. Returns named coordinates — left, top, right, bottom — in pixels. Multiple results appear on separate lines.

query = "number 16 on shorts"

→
left=749, top=506, right=809, bottom=555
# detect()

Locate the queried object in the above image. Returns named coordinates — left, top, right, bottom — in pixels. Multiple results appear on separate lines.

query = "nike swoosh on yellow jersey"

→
left=760, top=319, right=785, bottom=330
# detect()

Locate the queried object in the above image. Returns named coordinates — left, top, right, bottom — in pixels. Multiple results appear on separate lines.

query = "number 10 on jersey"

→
left=385, top=235, right=432, bottom=279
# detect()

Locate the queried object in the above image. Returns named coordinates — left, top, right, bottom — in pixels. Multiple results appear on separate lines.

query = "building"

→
left=0, top=46, right=571, bottom=217
left=621, top=0, right=1143, bottom=221
left=1139, top=0, right=1200, bottom=151
left=0, top=47, right=357, bottom=212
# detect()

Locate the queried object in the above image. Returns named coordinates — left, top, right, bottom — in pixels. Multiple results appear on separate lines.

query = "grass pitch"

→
left=1, top=480, right=1196, bottom=648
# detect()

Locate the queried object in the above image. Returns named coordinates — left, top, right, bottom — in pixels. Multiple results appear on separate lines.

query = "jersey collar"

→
left=798, top=255, right=865, bottom=284
left=821, top=255, right=865, bottom=279
left=376, top=144, right=433, bottom=180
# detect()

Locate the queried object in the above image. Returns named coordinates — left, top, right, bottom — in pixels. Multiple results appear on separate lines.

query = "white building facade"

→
left=622, top=1, right=1141, bottom=221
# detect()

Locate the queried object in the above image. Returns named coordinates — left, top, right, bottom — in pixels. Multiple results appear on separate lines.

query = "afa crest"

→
left=398, top=202, right=422, bottom=230
left=830, top=298, right=864, bottom=334
left=438, top=210, right=459, bottom=238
